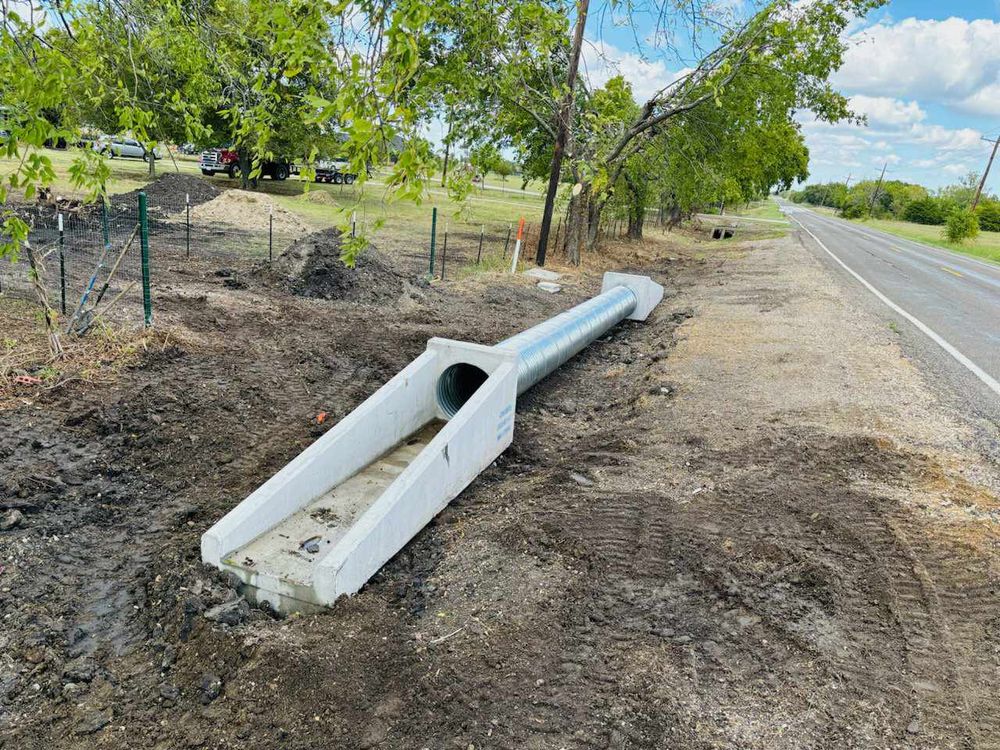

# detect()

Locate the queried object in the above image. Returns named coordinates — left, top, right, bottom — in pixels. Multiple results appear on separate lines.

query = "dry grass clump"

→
left=0, top=298, right=162, bottom=408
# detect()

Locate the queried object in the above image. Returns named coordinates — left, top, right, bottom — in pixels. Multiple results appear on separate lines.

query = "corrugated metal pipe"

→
left=436, top=281, right=643, bottom=418
left=500, top=284, right=637, bottom=393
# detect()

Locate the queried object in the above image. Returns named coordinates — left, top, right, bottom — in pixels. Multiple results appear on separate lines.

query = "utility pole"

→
left=867, top=162, right=888, bottom=217
left=535, top=0, right=590, bottom=267
left=971, top=135, right=1000, bottom=210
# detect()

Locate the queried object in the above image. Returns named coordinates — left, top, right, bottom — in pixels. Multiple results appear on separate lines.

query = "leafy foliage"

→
left=945, top=208, right=980, bottom=244
left=903, top=197, right=948, bottom=226
left=976, top=200, right=1000, bottom=233
left=790, top=183, right=848, bottom=209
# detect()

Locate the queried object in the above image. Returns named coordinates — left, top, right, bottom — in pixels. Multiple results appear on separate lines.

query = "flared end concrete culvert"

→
left=436, top=362, right=490, bottom=418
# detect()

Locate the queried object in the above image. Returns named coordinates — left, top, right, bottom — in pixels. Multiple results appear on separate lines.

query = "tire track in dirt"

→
left=704, top=432, right=991, bottom=747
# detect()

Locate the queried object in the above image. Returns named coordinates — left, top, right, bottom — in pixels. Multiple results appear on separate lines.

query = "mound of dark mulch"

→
left=112, top=172, right=220, bottom=215
left=274, top=227, right=411, bottom=304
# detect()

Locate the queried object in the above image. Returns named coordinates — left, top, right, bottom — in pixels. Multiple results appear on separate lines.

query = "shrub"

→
left=976, top=201, right=1000, bottom=232
left=944, top=208, right=980, bottom=243
left=902, top=197, right=947, bottom=225
left=839, top=197, right=867, bottom=219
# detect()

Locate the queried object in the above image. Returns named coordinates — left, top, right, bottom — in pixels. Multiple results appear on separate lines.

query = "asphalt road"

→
left=778, top=201, right=1000, bottom=435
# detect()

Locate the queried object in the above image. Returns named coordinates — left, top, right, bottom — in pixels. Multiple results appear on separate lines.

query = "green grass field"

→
left=701, top=197, right=788, bottom=223
left=852, top=218, right=1000, bottom=265
left=731, top=199, right=786, bottom=222
left=0, top=146, right=547, bottom=248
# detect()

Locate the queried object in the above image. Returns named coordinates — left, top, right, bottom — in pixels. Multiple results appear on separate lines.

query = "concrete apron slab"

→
left=223, top=422, right=443, bottom=613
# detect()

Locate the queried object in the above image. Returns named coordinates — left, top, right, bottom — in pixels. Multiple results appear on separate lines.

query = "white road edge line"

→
left=789, top=214, right=1000, bottom=399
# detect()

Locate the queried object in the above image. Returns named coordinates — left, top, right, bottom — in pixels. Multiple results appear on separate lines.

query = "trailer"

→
left=313, top=159, right=358, bottom=185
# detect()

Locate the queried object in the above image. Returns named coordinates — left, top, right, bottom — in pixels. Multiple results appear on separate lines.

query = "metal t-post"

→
left=139, top=192, right=152, bottom=327
left=428, top=207, right=437, bottom=277
left=185, top=194, right=191, bottom=259
left=58, top=213, right=66, bottom=315
left=440, top=224, right=448, bottom=281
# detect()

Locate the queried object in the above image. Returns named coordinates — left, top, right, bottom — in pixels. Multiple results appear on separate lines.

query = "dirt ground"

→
left=0, top=222, right=998, bottom=749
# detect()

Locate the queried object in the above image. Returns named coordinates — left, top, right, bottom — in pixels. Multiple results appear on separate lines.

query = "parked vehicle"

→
left=314, top=159, right=358, bottom=185
left=199, top=148, right=294, bottom=180
left=93, top=135, right=161, bottom=160
left=178, top=143, right=198, bottom=155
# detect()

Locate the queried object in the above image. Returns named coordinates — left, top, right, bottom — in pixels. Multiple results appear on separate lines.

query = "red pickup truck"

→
left=199, top=148, right=294, bottom=180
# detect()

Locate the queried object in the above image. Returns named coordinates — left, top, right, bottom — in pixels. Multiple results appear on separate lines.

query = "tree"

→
left=469, top=142, right=502, bottom=190
left=494, top=158, right=515, bottom=189
left=0, top=0, right=448, bottom=263
left=551, top=0, right=886, bottom=255
left=976, top=200, right=1000, bottom=232
left=794, top=183, right=849, bottom=209
left=903, top=197, right=948, bottom=225
left=940, top=172, right=981, bottom=209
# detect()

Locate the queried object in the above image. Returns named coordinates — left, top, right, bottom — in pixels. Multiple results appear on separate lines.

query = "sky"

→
left=580, top=0, right=1000, bottom=191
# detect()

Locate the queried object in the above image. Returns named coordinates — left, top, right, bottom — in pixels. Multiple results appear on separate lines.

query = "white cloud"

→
left=871, top=153, right=901, bottom=166
left=942, top=163, right=973, bottom=176
left=581, top=40, right=686, bottom=103
left=957, top=79, right=1000, bottom=117
left=908, top=124, right=983, bottom=152
left=835, top=17, right=1000, bottom=116
left=848, top=95, right=925, bottom=128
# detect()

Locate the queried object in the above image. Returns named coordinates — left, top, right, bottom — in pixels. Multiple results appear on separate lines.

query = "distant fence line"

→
left=1, top=186, right=672, bottom=328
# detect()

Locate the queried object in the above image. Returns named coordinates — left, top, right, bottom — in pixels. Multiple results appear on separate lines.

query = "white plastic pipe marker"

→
left=202, top=272, right=664, bottom=613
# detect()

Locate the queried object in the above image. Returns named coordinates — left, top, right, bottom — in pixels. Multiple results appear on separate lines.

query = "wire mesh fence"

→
left=2, top=178, right=640, bottom=332
left=407, top=212, right=575, bottom=280
left=0, top=186, right=300, bottom=329
left=146, top=203, right=301, bottom=266
left=1, top=200, right=150, bottom=329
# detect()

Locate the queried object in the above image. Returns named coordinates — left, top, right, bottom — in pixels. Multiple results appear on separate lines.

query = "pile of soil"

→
left=112, top=172, right=219, bottom=215
left=182, top=190, right=306, bottom=234
left=301, top=190, right=337, bottom=205
left=276, top=227, right=411, bottom=304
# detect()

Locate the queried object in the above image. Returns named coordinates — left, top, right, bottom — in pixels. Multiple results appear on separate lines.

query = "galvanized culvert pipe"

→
left=203, top=272, right=664, bottom=614
left=434, top=284, right=640, bottom=417
left=437, top=362, right=490, bottom=418
left=500, top=283, right=638, bottom=394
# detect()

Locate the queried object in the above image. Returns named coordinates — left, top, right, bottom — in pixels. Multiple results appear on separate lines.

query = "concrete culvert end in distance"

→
left=436, top=362, right=489, bottom=418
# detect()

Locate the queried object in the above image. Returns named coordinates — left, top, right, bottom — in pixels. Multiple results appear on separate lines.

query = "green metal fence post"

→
left=503, top=224, right=512, bottom=259
left=58, top=214, right=66, bottom=315
left=440, top=224, right=448, bottom=281
left=428, top=207, right=437, bottom=277
left=185, top=193, right=191, bottom=259
left=476, top=224, right=484, bottom=264
left=139, top=191, right=152, bottom=327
